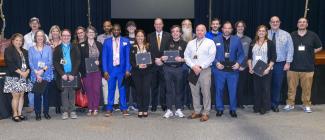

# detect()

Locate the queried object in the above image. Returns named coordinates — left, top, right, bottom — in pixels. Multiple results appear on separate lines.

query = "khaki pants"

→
left=189, top=68, right=211, bottom=115
left=286, top=71, right=314, bottom=106
left=101, top=78, right=119, bottom=105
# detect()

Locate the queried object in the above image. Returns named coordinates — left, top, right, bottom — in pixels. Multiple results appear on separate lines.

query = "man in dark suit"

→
left=147, top=18, right=172, bottom=112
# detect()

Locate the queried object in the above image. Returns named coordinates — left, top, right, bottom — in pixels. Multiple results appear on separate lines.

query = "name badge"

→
left=193, top=55, right=198, bottom=59
left=256, top=55, right=262, bottom=60
left=38, top=61, right=45, bottom=68
left=130, top=41, right=134, bottom=44
left=225, top=52, right=230, bottom=58
left=21, top=64, right=27, bottom=72
left=60, top=58, right=66, bottom=65
left=298, top=45, right=305, bottom=51
left=216, top=43, right=221, bottom=46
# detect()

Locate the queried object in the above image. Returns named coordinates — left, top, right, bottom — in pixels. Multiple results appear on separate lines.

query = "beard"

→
left=182, top=27, right=193, bottom=42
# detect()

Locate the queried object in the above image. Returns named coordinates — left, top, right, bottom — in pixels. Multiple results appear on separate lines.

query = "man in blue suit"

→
left=213, top=21, right=244, bottom=118
left=102, top=24, right=131, bottom=117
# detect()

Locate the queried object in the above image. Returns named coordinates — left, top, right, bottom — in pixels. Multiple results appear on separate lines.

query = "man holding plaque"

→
left=184, top=24, right=216, bottom=122
left=102, top=24, right=131, bottom=117
left=161, top=25, right=187, bottom=118
left=213, top=22, right=244, bottom=118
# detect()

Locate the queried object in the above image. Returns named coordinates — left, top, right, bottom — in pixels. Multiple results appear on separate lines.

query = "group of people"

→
left=2, top=16, right=322, bottom=122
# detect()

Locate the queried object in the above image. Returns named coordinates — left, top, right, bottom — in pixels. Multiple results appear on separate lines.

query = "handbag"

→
left=75, top=79, right=88, bottom=108
left=32, top=80, right=48, bottom=94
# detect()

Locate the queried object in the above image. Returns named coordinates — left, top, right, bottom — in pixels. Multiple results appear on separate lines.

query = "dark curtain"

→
left=3, top=0, right=111, bottom=38
left=194, top=0, right=209, bottom=27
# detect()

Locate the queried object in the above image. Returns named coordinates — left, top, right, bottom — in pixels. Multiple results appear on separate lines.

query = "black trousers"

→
left=151, top=65, right=166, bottom=108
left=164, top=66, right=184, bottom=110
left=237, top=68, right=253, bottom=105
left=133, top=70, right=152, bottom=112
left=253, top=72, right=272, bottom=111
left=182, top=64, right=192, bottom=106
left=126, top=76, right=136, bottom=106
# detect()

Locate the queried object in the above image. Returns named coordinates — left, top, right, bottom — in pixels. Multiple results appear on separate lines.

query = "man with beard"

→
left=206, top=18, right=222, bottom=40
left=102, top=24, right=131, bottom=117
left=181, top=19, right=196, bottom=43
left=213, top=21, right=244, bottom=118
left=97, top=20, right=113, bottom=44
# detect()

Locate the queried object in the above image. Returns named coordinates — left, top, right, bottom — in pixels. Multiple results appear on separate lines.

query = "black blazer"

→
left=248, top=40, right=277, bottom=64
left=130, top=44, right=154, bottom=73
left=53, top=43, right=81, bottom=78
left=4, top=46, right=29, bottom=77
left=77, top=41, right=103, bottom=77
left=147, top=31, right=172, bottom=59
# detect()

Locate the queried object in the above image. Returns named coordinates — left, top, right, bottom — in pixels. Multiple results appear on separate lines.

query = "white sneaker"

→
left=70, top=112, right=78, bottom=119
left=163, top=109, right=174, bottom=118
left=175, top=109, right=185, bottom=118
left=304, top=106, right=312, bottom=113
left=283, top=105, right=294, bottom=111
left=62, top=112, right=68, bottom=120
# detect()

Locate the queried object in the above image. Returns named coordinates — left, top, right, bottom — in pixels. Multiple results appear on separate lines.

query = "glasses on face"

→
left=77, top=31, right=84, bottom=35
left=62, top=35, right=71, bottom=37
left=87, top=31, right=95, bottom=34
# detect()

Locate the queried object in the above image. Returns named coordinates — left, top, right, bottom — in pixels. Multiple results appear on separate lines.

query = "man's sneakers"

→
left=175, top=109, right=185, bottom=118
left=283, top=104, right=312, bottom=113
left=163, top=109, right=185, bottom=118
left=303, top=106, right=312, bottom=113
left=283, top=105, right=295, bottom=111
left=163, top=109, right=174, bottom=118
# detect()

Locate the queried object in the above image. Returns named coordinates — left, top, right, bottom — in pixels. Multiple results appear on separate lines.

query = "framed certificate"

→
left=85, top=58, right=99, bottom=73
left=61, top=76, right=78, bottom=88
left=164, top=50, right=179, bottom=63
left=136, top=52, right=152, bottom=65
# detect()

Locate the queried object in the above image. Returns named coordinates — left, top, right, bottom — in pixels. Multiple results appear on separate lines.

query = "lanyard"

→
left=195, top=38, right=204, bottom=53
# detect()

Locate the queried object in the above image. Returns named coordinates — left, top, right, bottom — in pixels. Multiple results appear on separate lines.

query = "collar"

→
left=156, top=31, right=162, bottom=37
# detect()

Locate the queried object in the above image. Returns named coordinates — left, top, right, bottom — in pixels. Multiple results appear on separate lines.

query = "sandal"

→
left=18, top=115, right=26, bottom=121
left=12, top=116, right=21, bottom=122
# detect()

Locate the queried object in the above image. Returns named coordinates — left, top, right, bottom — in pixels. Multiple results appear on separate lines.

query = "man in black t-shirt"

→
left=284, top=17, right=323, bottom=113
left=161, top=25, right=187, bottom=118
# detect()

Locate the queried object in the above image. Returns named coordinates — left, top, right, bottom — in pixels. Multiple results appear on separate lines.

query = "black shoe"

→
left=230, top=111, right=237, bottom=118
left=161, top=105, right=167, bottom=112
left=44, top=113, right=51, bottom=120
left=238, top=105, right=245, bottom=109
left=55, top=107, right=61, bottom=114
left=35, top=114, right=41, bottom=121
left=18, top=115, right=27, bottom=121
left=260, top=108, right=266, bottom=115
left=151, top=106, right=157, bottom=112
left=272, top=106, right=279, bottom=112
left=12, top=116, right=21, bottom=122
left=216, top=110, right=223, bottom=117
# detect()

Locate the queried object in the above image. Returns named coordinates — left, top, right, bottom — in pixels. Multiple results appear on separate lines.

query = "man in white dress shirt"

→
left=184, top=24, right=216, bottom=122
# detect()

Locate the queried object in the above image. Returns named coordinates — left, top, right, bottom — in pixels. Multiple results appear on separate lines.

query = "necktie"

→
left=272, top=33, right=276, bottom=47
left=157, top=34, right=161, bottom=50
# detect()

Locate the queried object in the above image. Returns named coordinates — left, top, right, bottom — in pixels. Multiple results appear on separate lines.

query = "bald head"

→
left=196, top=24, right=207, bottom=39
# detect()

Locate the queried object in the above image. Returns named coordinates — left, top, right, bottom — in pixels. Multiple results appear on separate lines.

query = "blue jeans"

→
left=271, top=62, right=286, bottom=107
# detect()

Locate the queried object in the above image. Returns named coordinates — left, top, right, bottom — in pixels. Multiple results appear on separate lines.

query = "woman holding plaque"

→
left=247, top=25, right=276, bottom=115
left=130, top=30, right=153, bottom=118
left=78, top=26, right=102, bottom=116
left=4, top=33, right=32, bottom=122
left=53, top=29, right=81, bottom=120
left=28, top=30, right=53, bottom=121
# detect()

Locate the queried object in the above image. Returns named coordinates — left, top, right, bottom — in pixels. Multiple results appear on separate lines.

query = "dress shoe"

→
left=200, top=114, right=209, bottom=122
left=238, top=105, right=245, bottom=109
left=216, top=110, right=223, bottom=117
left=151, top=106, right=157, bottom=112
left=122, top=110, right=130, bottom=116
left=229, top=110, right=237, bottom=118
left=105, top=111, right=113, bottom=117
left=12, top=116, right=21, bottom=122
left=19, top=115, right=26, bottom=121
left=272, top=106, right=279, bottom=112
left=55, top=107, right=61, bottom=114
left=35, top=113, right=41, bottom=121
left=260, top=108, right=266, bottom=115
left=187, top=113, right=201, bottom=119
left=161, top=105, right=167, bottom=112
left=44, top=113, right=51, bottom=120
left=143, top=112, right=148, bottom=118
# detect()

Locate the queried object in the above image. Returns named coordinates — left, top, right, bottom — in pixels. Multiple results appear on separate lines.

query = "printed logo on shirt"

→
left=81, top=44, right=85, bottom=47
left=123, top=42, right=128, bottom=46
